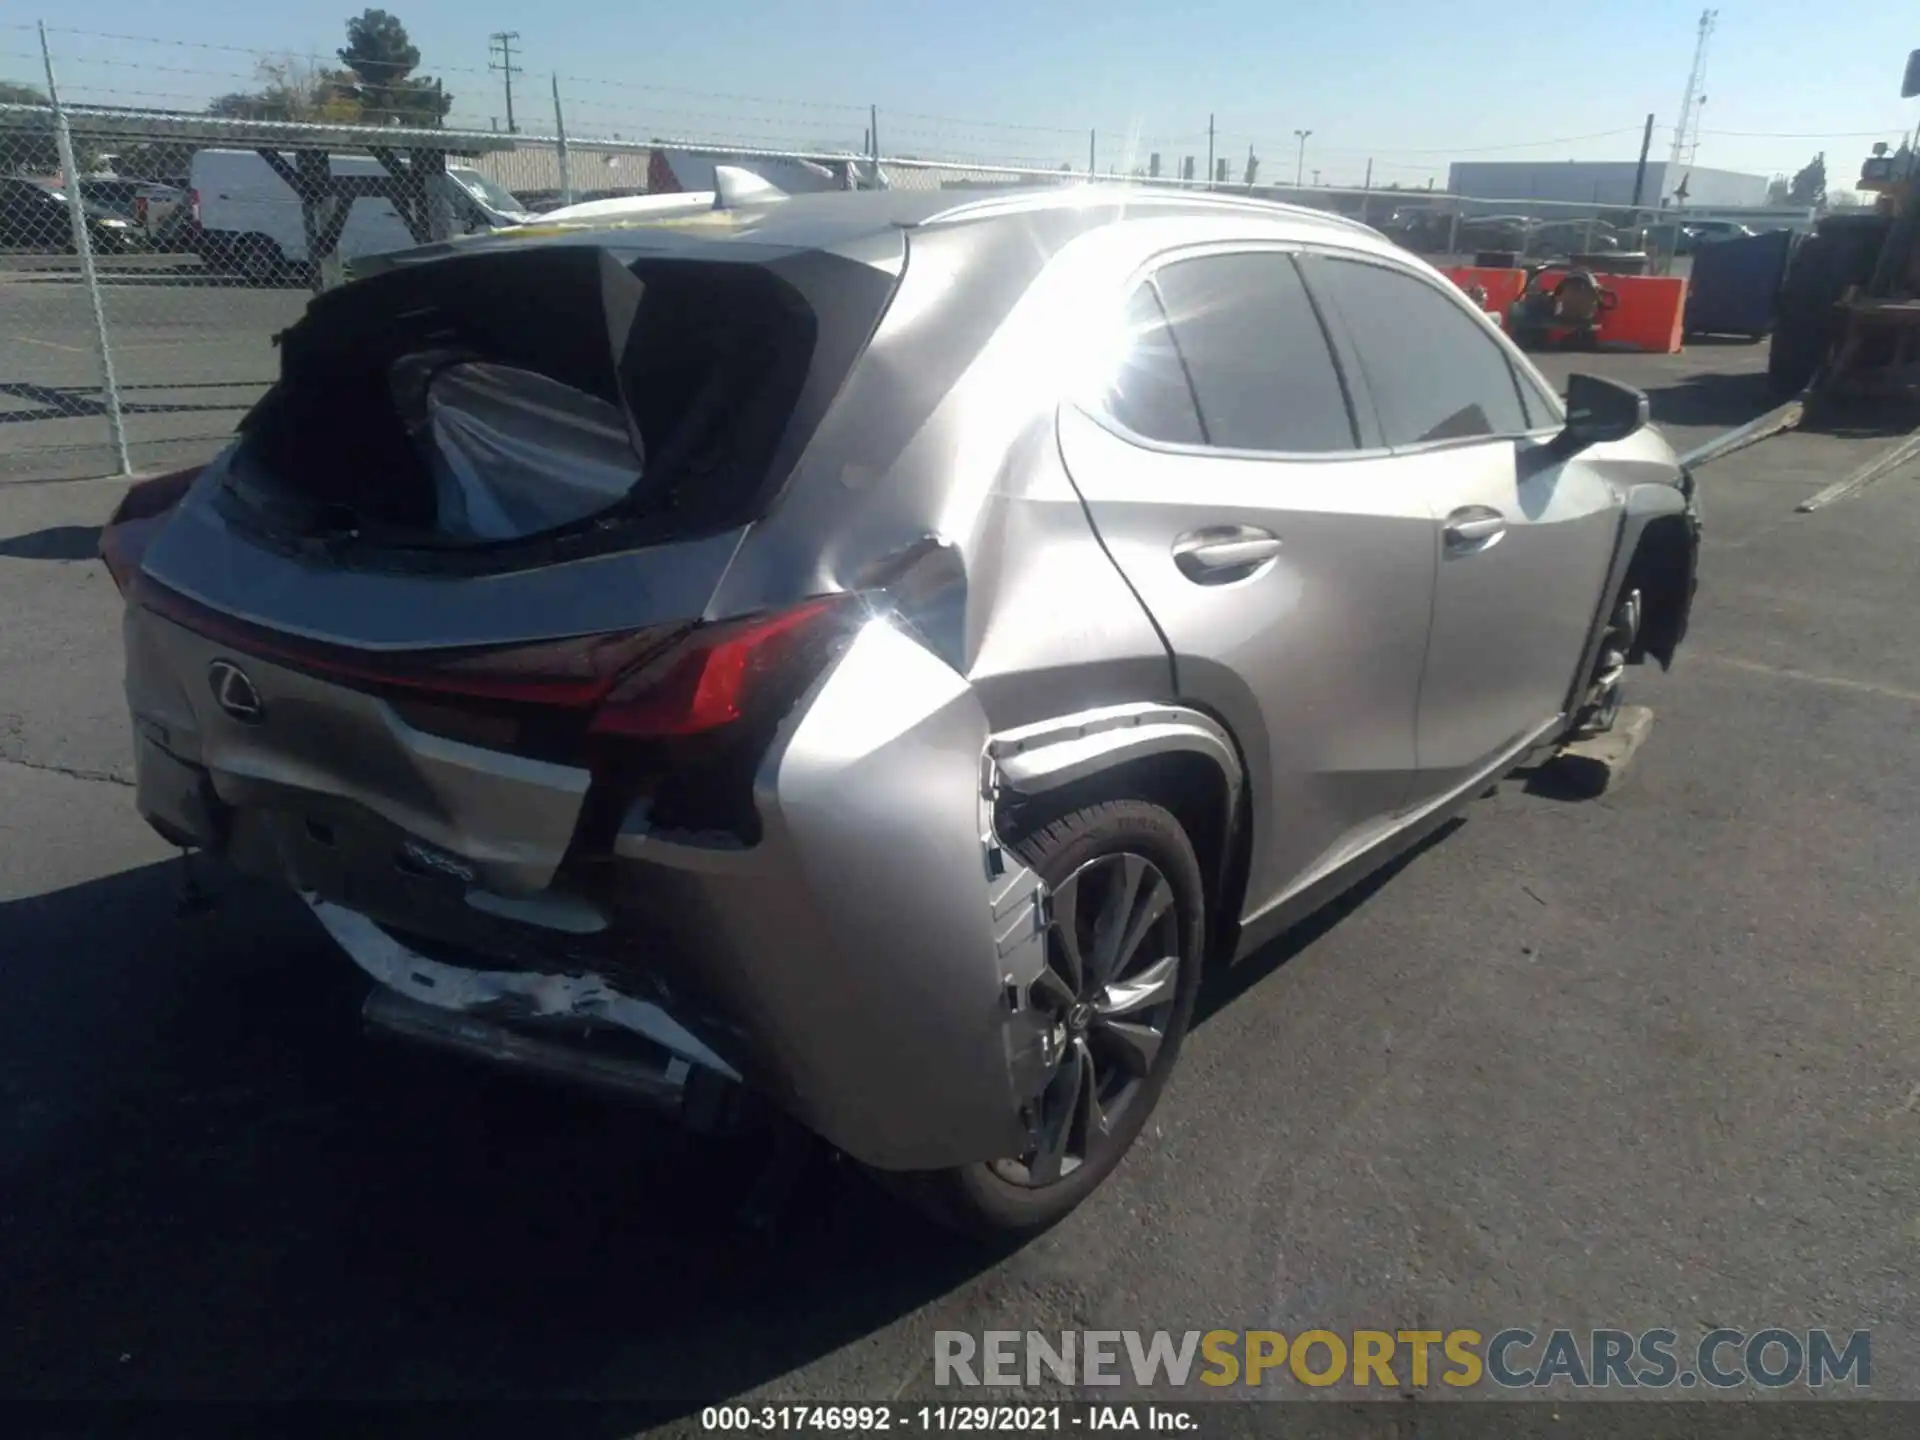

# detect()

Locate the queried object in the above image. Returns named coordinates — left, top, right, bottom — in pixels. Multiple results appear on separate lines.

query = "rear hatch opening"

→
left=126, top=236, right=902, bottom=942
left=220, top=244, right=825, bottom=561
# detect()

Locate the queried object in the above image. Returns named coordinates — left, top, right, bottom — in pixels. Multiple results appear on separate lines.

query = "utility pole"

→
left=488, top=31, right=522, bottom=134
left=552, top=73, right=573, bottom=205
left=1089, top=129, right=1096, bottom=178
left=1293, top=128, right=1312, bottom=187
left=1630, top=111, right=1655, bottom=208
left=1206, top=114, right=1215, bottom=190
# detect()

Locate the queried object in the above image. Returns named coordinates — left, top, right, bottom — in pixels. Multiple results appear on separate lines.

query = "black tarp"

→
left=1684, top=229, right=1797, bottom=338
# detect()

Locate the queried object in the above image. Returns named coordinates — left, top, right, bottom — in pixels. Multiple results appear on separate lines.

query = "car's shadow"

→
left=5, top=815, right=1439, bottom=1423
left=0, top=523, right=102, bottom=560
left=1637, top=364, right=1779, bottom=434
left=1195, top=817, right=1462, bottom=1026
left=0, top=861, right=1001, bottom=1426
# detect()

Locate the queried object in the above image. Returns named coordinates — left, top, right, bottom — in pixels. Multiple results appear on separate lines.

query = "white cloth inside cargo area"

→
left=422, top=362, right=645, bottom=541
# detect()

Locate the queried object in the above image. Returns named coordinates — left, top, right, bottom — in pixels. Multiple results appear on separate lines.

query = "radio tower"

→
left=1666, top=9, right=1718, bottom=192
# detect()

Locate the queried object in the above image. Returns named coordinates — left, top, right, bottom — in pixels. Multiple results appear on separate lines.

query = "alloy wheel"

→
left=993, top=851, right=1183, bottom=1188
left=1582, top=587, right=1641, bottom=734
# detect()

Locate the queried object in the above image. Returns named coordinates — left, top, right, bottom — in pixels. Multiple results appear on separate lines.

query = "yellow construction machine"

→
left=1767, top=50, right=1920, bottom=399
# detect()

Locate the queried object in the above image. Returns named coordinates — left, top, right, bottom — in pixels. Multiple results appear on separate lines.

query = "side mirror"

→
left=1554, top=372, right=1648, bottom=456
left=1902, top=48, right=1920, bottom=99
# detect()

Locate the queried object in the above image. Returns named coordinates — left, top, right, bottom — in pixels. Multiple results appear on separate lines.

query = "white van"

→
left=188, top=149, right=533, bottom=280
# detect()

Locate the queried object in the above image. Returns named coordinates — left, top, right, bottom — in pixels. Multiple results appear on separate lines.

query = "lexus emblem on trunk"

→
left=207, top=659, right=264, bottom=724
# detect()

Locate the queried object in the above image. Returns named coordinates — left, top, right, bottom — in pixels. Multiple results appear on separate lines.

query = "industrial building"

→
left=1447, top=160, right=1771, bottom=210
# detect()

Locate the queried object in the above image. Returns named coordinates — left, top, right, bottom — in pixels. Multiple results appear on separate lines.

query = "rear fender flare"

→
left=987, top=703, right=1247, bottom=948
left=988, top=703, right=1243, bottom=814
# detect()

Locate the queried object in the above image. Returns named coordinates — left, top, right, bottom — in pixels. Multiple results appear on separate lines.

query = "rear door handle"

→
left=1172, top=525, right=1284, bottom=582
left=1443, top=506, right=1507, bottom=552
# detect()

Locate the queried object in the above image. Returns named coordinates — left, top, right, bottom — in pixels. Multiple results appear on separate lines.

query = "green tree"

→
left=1787, top=152, right=1826, bottom=207
left=338, top=9, right=451, bottom=126
left=0, top=81, right=79, bottom=176
left=208, top=55, right=362, bottom=123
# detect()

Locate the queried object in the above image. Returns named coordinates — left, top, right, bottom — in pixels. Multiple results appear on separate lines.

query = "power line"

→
left=1698, top=126, right=1899, bottom=139
left=488, top=30, right=521, bottom=133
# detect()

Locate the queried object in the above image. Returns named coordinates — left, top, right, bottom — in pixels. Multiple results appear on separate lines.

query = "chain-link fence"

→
left=0, top=22, right=1819, bottom=483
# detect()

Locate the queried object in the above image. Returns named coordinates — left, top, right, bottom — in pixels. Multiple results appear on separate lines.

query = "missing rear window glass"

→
left=393, top=357, right=646, bottom=542
left=229, top=245, right=828, bottom=553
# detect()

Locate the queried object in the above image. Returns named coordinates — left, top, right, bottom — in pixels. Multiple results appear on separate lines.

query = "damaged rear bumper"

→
left=312, top=897, right=745, bottom=1126
left=129, top=613, right=1057, bottom=1173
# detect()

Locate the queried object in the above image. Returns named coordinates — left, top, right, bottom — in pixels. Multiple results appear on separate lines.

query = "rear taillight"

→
left=137, top=580, right=864, bottom=846
left=588, top=597, right=848, bottom=740
left=100, top=466, right=203, bottom=594
left=133, top=195, right=148, bottom=224
left=139, top=581, right=860, bottom=753
left=188, top=187, right=200, bottom=223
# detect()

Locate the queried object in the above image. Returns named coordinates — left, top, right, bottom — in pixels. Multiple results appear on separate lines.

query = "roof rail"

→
left=919, top=183, right=1382, bottom=235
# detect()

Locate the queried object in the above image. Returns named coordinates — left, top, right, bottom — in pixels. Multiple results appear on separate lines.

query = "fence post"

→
left=552, top=73, right=574, bottom=205
left=39, top=21, right=130, bottom=478
left=1446, top=204, right=1461, bottom=257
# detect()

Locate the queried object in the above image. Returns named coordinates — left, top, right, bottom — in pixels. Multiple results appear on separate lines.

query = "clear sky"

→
left=7, top=1, right=1917, bottom=190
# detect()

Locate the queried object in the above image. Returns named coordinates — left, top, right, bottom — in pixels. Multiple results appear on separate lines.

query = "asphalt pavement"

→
left=2, top=340, right=1917, bottom=1426
left=0, top=265, right=301, bottom=483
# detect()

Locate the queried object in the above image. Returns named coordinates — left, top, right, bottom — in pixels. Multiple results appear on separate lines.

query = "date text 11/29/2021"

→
left=700, top=1405, right=1198, bottom=1431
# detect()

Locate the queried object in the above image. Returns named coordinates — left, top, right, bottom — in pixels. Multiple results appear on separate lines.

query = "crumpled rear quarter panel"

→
left=610, top=617, right=1047, bottom=1171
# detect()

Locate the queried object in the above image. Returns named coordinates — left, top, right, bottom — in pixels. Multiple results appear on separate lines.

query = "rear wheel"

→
left=1767, top=222, right=1889, bottom=397
left=234, top=234, right=283, bottom=284
left=902, top=800, right=1205, bottom=1238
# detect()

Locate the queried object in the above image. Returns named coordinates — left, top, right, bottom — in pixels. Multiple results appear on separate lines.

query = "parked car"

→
left=1523, top=219, right=1623, bottom=257
left=76, top=176, right=148, bottom=219
left=1674, top=220, right=1759, bottom=255
left=0, top=177, right=140, bottom=253
left=1378, top=208, right=1454, bottom=254
left=186, top=148, right=535, bottom=281
left=99, top=184, right=1701, bottom=1236
left=1453, top=214, right=1534, bottom=252
left=131, top=181, right=191, bottom=248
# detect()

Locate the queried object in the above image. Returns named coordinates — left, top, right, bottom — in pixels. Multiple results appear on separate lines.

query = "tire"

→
left=1767, top=222, right=1889, bottom=397
left=234, top=234, right=283, bottom=284
left=1572, top=584, right=1641, bottom=739
left=901, top=800, right=1206, bottom=1238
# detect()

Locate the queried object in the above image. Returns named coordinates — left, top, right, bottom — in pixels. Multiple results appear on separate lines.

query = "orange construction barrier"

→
left=1442, top=266, right=1528, bottom=318
left=1587, top=273, right=1687, bottom=355
left=1443, top=265, right=1689, bottom=355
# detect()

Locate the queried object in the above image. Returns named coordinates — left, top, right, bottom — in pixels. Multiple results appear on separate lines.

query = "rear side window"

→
left=1302, top=256, right=1531, bottom=446
left=1150, top=252, right=1357, bottom=453
left=1104, top=283, right=1205, bottom=446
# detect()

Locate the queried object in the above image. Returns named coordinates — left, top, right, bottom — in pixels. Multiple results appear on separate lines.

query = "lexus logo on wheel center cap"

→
left=207, top=659, right=265, bottom=724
